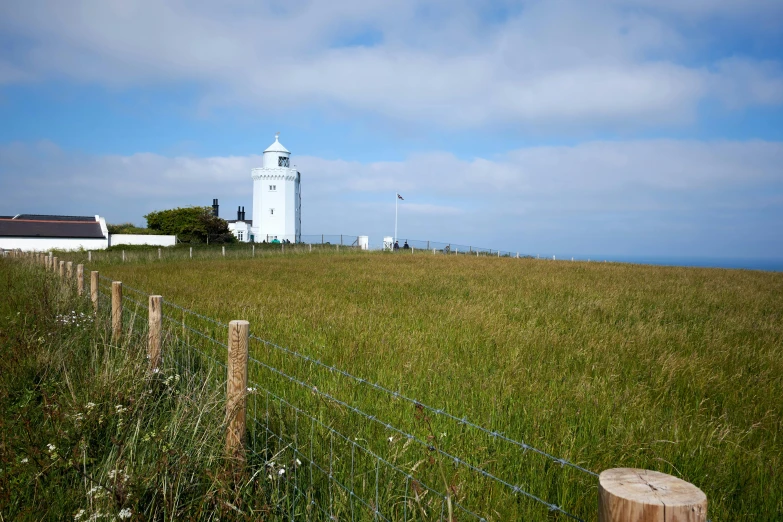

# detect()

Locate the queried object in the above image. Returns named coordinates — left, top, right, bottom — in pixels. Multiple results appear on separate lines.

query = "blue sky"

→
left=1, top=0, right=782, bottom=259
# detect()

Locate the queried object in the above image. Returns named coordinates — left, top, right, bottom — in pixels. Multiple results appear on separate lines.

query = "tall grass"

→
left=0, top=257, right=326, bottom=520
left=42, top=249, right=783, bottom=519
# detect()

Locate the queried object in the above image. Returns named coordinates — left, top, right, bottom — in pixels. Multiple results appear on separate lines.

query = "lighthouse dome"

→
left=262, top=134, right=291, bottom=168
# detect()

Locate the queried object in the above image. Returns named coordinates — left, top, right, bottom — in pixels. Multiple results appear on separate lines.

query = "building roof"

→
left=263, top=134, right=290, bottom=154
left=0, top=216, right=105, bottom=239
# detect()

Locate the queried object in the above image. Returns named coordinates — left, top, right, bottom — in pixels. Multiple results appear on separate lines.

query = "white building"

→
left=0, top=214, right=109, bottom=251
left=228, top=134, right=302, bottom=243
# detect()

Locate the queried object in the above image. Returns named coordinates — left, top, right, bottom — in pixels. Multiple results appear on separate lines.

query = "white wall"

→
left=109, top=234, right=176, bottom=247
left=0, top=237, right=109, bottom=252
left=227, top=222, right=251, bottom=242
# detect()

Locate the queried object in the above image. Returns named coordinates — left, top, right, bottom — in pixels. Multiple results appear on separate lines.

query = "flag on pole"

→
left=397, top=194, right=404, bottom=200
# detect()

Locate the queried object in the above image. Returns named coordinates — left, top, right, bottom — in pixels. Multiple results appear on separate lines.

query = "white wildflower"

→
left=47, top=443, right=56, bottom=452
left=21, top=457, right=29, bottom=463
left=117, top=507, right=132, bottom=519
left=295, top=458, right=301, bottom=466
left=278, top=468, right=285, bottom=476
left=74, top=509, right=86, bottom=520
left=86, top=402, right=96, bottom=410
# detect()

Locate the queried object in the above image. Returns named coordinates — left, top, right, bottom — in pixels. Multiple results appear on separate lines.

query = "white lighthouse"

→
left=248, top=134, right=301, bottom=243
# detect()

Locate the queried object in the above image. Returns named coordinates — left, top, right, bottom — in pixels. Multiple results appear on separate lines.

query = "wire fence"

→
left=86, top=273, right=598, bottom=521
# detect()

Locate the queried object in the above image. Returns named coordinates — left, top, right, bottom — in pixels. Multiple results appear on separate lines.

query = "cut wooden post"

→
left=52, top=256, right=58, bottom=273
left=122, top=250, right=125, bottom=262
left=88, top=251, right=92, bottom=262
left=252, top=245, right=255, bottom=257
left=158, top=248, right=161, bottom=259
left=76, top=264, right=84, bottom=295
left=226, top=319, right=250, bottom=460
left=222, top=246, right=225, bottom=257
left=309, top=244, right=312, bottom=253
left=190, top=246, right=193, bottom=258
left=45, top=255, right=50, bottom=269
left=598, top=468, right=707, bottom=522
left=59, top=260, right=65, bottom=278
left=148, top=295, right=163, bottom=371
left=111, top=281, right=122, bottom=342
left=91, top=271, right=99, bottom=313
left=66, top=261, right=73, bottom=279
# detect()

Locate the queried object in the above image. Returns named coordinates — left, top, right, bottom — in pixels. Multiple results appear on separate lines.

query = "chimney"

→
left=212, top=198, right=219, bottom=217
left=242, top=206, right=246, bottom=221
left=237, top=206, right=242, bottom=221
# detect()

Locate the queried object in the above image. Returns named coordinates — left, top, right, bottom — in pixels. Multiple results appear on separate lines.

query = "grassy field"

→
left=51, top=248, right=783, bottom=520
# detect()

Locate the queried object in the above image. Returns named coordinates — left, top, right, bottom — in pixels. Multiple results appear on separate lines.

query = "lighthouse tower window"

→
left=278, top=157, right=289, bottom=167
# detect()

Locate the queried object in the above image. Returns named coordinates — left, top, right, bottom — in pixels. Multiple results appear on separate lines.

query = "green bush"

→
left=107, top=223, right=163, bottom=235
left=145, top=207, right=235, bottom=244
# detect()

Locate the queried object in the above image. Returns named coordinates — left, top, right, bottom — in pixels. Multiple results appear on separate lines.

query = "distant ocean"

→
left=574, top=256, right=783, bottom=272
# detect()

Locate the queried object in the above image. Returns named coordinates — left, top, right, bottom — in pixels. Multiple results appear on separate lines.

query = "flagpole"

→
left=394, top=192, right=398, bottom=242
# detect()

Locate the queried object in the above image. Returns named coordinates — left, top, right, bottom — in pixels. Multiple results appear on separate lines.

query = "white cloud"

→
left=0, top=0, right=780, bottom=129
left=1, top=139, right=781, bottom=256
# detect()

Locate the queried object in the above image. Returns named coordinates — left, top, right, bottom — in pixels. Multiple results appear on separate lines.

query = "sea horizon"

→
left=567, top=255, right=783, bottom=272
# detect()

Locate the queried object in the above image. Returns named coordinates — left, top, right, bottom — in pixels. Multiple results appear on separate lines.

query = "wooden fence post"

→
left=88, top=251, right=92, bottom=262
left=598, top=468, right=706, bottom=522
left=190, top=246, right=193, bottom=258
left=309, top=244, right=312, bottom=253
left=52, top=256, right=58, bottom=273
left=59, top=260, right=65, bottom=278
left=158, top=248, right=161, bottom=260
left=91, top=271, right=99, bottom=314
left=111, top=281, right=122, bottom=342
left=77, top=264, right=84, bottom=296
left=148, top=295, right=163, bottom=371
left=226, top=320, right=250, bottom=461
left=66, top=261, right=73, bottom=279
left=252, top=245, right=255, bottom=257
left=122, top=250, right=125, bottom=262
left=222, top=246, right=225, bottom=257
